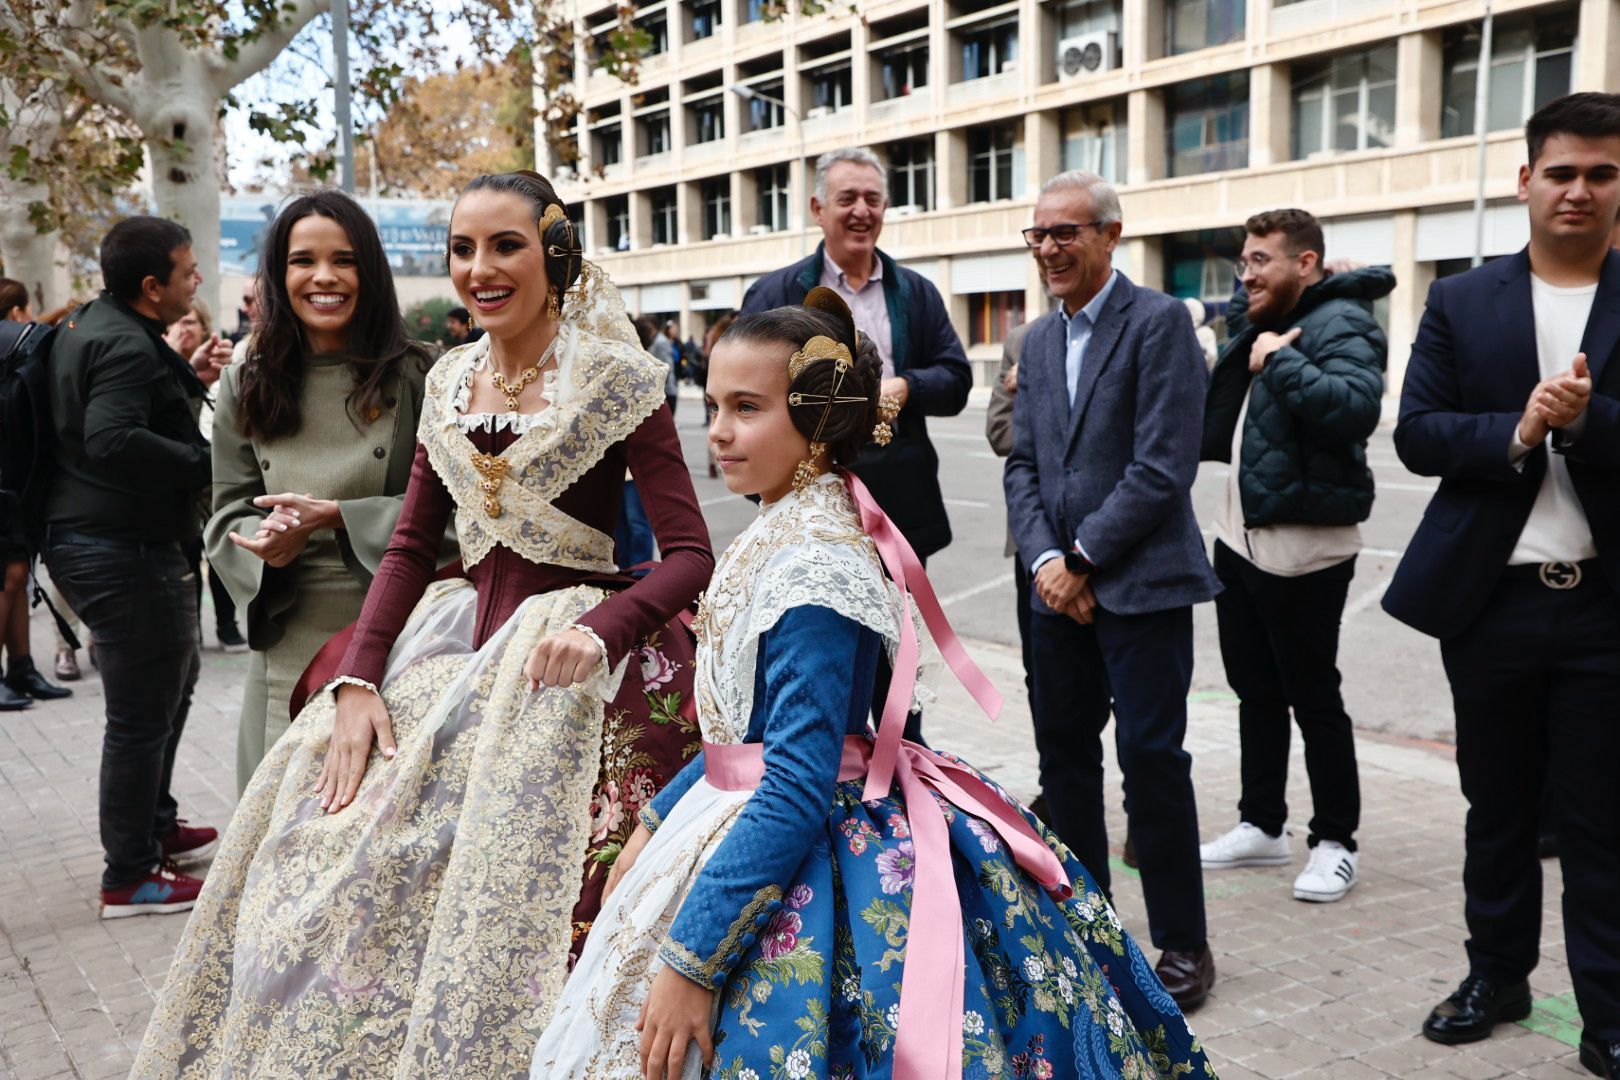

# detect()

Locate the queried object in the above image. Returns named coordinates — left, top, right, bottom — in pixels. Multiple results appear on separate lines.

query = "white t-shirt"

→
left=1212, top=391, right=1361, bottom=578
left=1507, top=275, right=1598, bottom=565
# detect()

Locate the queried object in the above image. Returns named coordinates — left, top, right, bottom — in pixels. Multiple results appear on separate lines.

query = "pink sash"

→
left=700, top=471, right=1071, bottom=1080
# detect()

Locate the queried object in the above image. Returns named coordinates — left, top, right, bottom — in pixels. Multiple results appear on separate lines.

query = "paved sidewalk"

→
left=0, top=606, right=1595, bottom=1079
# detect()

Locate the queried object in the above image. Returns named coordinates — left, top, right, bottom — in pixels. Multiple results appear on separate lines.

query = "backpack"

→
left=0, top=318, right=58, bottom=547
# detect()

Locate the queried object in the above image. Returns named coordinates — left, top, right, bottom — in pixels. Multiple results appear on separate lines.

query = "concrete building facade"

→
left=541, top=0, right=1620, bottom=391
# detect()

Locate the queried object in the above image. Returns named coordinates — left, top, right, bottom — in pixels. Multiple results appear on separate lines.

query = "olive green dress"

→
left=206, top=350, right=456, bottom=791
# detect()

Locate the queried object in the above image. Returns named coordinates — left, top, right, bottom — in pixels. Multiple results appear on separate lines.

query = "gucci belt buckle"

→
left=1538, top=561, right=1583, bottom=589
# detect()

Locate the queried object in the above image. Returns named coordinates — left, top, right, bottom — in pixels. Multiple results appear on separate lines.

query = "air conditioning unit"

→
left=805, top=105, right=833, bottom=119
left=749, top=223, right=774, bottom=236
left=1058, top=31, right=1118, bottom=80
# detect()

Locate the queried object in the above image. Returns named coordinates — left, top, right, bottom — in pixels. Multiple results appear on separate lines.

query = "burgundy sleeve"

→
left=335, top=441, right=455, bottom=686
left=575, top=404, right=715, bottom=664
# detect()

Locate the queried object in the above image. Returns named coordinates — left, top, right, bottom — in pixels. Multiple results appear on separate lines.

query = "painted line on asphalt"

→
left=940, top=572, right=1015, bottom=607
left=945, top=497, right=992, bottom=509
left=1343, top=578, right=1392, bottom=622
left=699, top=493, right=742, bottom=508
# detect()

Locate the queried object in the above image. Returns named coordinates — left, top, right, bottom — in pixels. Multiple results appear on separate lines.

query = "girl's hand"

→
left=523, top=629, right=603, bottom=691
left=253, top=491, right=342, bottom=531
left=636, top=965, right=715, bottom=1080
left=229, top=520, right=309, bottom=567
left=316, top=683, right=397, bottom=813
left=604, top=823, right=651, bottom=905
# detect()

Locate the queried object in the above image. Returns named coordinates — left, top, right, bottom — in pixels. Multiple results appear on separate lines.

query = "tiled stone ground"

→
left=0, top=608, right=1594, bottom=1078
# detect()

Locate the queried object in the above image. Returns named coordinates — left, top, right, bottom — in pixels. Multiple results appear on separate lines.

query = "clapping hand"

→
left=188, top=334, right=234, bottom=386
left=1535, top=353, right=1593, bottom=429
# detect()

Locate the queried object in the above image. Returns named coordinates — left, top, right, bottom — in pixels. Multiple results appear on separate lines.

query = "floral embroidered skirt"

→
left=132, top=578, right=699, bottom=1080
left=535, top=755, right=1215, bottom=1079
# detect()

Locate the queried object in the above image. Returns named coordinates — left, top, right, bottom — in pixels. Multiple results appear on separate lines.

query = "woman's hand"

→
left=228, top=516, right=309, bottom=567
left=253, top=491, right=342, bottom=531
left=523, top=628, right=604, bottom=691
left=316, top=683, right=397, bottom=813
left=637, top=966, right=715, bottom=1080
left=604, top=823, right=651, bottom=905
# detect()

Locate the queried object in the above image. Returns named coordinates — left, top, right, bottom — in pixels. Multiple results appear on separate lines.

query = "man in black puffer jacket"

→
left=1198, top=208, right=1393, bottom=906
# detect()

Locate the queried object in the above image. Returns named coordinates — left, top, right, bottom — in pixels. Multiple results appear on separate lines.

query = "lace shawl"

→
left=694, top=474, right=936, bottom=745
left=420, top=265, right=666, bottom=571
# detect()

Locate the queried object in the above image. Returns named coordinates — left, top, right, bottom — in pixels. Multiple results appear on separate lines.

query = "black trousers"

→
left=1440, top=569, right=1620, bottom=1038
left=45, top=531, right=201, bottom=889
left=183, top=537, right=238, bottom=635
left=1013, top=557, right=1034, bottom=698
left=1213, top=541, right=1361, bottom=850
left=1029, top=602, right=1206, bottom=952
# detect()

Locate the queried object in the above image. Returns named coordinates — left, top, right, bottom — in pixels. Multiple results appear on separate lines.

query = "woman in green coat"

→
left=207, top=190, right=456, bottom=791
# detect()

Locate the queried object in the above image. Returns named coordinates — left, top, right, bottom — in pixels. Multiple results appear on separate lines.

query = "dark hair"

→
left=720, top=290, right=883, bottom=468
left=0, top=278, right=27, bottom=320
left=632, top=315, right=659, bottom=350
left=1526, top=92, right=1620, bottom=166
left=453, top=171, right=583, bottom=313
left=1245, top=208, right=1325, bottom=263
left=447, top=307, right=471, bottom=323
left=236, top=190, right=423, bottom=441
left=100, top=216, right=192, bottom=303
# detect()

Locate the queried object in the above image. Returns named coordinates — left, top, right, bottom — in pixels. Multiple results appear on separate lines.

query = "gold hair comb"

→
left=539, top=203, right=568, bottom=230
left=787, top=335, right=852, bottom=379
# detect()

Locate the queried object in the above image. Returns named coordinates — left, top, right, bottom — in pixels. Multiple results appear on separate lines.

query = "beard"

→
left=1247, top=281, right=1302, bottom=328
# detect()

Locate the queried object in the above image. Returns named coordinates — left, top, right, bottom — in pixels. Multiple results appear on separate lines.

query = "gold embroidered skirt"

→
left=133, top=579, right=620, bottom=1079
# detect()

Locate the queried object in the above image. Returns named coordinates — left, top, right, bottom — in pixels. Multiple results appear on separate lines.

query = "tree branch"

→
left=219, top=0, right=329, bottom=91
left=50, top=38, right=139, bottom=117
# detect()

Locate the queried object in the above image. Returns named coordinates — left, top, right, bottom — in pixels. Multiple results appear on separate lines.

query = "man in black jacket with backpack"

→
left=41, top=216, right=219, bottom=918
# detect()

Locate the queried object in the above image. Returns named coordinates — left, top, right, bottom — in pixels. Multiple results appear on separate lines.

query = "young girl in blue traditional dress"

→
left=532, top=289, right=1216, bottom=1079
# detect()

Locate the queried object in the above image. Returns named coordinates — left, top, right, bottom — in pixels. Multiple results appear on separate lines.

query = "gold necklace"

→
left=488, top=335, right=560, bottom=412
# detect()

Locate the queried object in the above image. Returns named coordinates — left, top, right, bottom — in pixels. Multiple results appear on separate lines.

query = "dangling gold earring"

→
left=792, top=442, right=826, bottom=493
left=545, top=286, right=561, bottom=320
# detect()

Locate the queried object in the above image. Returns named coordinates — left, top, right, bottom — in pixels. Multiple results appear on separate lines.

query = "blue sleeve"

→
left=657, top=605, right=859, bottom=988
left=642, top=752, right=705, bottom=834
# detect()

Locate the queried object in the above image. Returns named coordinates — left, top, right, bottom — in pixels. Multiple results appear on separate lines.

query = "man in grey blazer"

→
left=1004, top=171, right=1221, bottom=1010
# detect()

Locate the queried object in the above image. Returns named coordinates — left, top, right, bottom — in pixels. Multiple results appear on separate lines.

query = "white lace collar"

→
left=448, top=334, right=569, bottom=435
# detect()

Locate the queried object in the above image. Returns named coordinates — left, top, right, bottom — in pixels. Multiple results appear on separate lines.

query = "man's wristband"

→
left=1063, top=548, right=1095, bottom=576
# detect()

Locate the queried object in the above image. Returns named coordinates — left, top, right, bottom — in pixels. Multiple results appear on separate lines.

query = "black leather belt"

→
left=1501, top=559, right=1596, bottom=590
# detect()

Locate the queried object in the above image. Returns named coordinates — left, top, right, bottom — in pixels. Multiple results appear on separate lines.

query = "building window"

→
left=748, top=80, right=786, bottom=130
left=1441, top=7, right=1576, bottom=138
left=968, top=291, right=1027, bottom=346
left=606, top=196, right=631, bottom=251
left=638, top=110, right=671, bottom=156
left=1057, top=0, right=1121, bottom=39
left=743, top=0, right=768, bottom=22
left=960, top=20, right=1019, bottom=80
left=1166, top=226, right=1245, bottom=307
left=1166, top=0, right=1243, bottom=56
left=639, top=12, right=669, bottom=55
left=701, top=178, right=731, bottom=239
left=651, top=188, right=678, bottom=245
left=1166, top=72, right=1249, bottom=177
left=1292, top=44, right=1396, bottom=158
left=889, top=139, right=935, bottom=211
left=808, top=64, right=853, bottom=114
left=878, top=43, right=929, bottom=100
left=757, top=164, right=791, bottom=232
left=1061, top=104, right=1126, bottom=183
left=692, top=0, right=721, bottom=39
left=691, top=98, right=724, bottom=143
left=594, top=123, right=623, bottom=167
left=968, top=125, right=1018, bottom=203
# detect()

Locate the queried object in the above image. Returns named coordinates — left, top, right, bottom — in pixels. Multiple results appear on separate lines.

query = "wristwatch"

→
left=1063, top=548, right=1095, bottom=576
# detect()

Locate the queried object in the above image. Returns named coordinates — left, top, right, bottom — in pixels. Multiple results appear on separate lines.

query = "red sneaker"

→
left=160, top=819, right=219, bottom=867
left=100, top=860, right=203, bottom=919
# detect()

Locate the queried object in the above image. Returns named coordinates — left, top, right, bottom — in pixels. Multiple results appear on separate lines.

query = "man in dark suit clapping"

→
left=1004, top=170, right=1221, bottom=1010
left=1383, top=93, right=1620, bottom=1077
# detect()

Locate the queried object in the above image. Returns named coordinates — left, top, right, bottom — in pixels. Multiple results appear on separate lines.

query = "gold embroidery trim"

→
left=471, top=452, right=511, bottom=518
left=658, top=884, right=782, bottom=987
left=637, top=804, right=663, bottom=834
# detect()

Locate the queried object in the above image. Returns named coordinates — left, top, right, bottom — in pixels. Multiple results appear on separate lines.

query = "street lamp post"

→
left=333, top=0, right=356, bottom=193
left=1471, top=0, right=1495, bottom=268
left=730, top=84, right=808, bottom=258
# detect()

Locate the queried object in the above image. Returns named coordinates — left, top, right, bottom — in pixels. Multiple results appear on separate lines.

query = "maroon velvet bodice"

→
left=335, top=404, right=713, bottom=686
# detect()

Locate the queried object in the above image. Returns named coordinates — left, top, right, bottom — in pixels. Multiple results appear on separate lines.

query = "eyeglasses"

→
left=1021, top=222, right=1106, bottom=249
left=1233, top=252, right=1298, bottom=276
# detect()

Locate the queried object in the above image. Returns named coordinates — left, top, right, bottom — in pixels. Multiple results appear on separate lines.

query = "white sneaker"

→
left=1293, top=841, right=1358, bottom=902
left=1200, top=822, right=1291, bottom=869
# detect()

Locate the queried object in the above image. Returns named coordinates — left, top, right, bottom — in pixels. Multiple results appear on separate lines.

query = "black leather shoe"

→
left=1581, top=1031, right=1620, bottom=1078
left=6, top=659, right=72, bottom=701
left=1155, top=945, right=1215, bottom=1013
left=1421, top=975, right=1532, bottom=1044
left=0, top=682, right=30, bottom=711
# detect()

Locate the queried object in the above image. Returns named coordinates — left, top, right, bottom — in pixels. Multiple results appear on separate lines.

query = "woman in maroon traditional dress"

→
left=134, top=171, right=714, bottom=1079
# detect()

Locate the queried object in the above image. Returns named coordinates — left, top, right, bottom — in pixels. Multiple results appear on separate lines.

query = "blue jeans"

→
left=45, top=530, right=200, bottom=888
left=615, top=482, right=656, bottom=568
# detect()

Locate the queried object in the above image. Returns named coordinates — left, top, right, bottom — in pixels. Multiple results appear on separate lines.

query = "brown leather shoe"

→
left=1155, top=945, right=1216, bottom=1012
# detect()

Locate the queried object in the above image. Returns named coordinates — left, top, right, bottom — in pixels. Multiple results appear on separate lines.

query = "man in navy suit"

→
left=1004, top=170, right=1221, bottom=1010
left=1383, top=93, right=1620, bottom=1077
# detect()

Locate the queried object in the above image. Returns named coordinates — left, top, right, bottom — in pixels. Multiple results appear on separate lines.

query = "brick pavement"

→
left=0, top=604, right=1596, bottom=1079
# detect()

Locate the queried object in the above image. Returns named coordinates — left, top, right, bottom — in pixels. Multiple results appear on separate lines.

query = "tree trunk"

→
left=139, top=83, right=225, bottom=320
left=0, top=176, right=72, bottom=313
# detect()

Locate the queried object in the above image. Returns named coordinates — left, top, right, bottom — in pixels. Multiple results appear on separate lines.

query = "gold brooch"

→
left=787, top=335, right=852, bottom=379
left=873, top=394, right=901, bottom=446
left=471, top=452, right=511, bottom=518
